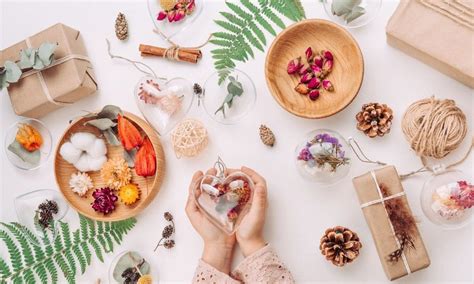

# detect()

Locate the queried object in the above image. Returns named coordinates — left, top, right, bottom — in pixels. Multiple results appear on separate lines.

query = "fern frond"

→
left=211, top=0, right=306, bottom=82
left=0, top=214, right=137, bottom=283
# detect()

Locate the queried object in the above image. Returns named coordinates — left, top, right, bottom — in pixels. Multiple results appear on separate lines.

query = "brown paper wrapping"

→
left=352, top=166, right=430, bottom=281
left=386, top=0, right=474, bottom=88
left=0, top=23, right=97, bottom=118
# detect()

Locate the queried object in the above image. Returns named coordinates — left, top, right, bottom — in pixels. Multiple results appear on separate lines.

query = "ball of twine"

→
left=401, top=96, right=467, bottom=159
left=171, top=118, right=208, bottom=158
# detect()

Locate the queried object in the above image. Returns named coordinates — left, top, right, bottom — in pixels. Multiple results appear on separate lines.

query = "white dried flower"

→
left=69, top=172, right=94, bottom=197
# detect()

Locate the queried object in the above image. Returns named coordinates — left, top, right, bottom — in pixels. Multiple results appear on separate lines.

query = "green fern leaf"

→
left=255, top=14, right=276, bottom=36
left=44, top=256, right=58, bottom=283
left=262, top=7, right=285, bottom=29
left=1, top=223, right=35, bottom=267
left=12, top=223, right=45, bottom=261
left=0, top=230, right=23, bottom=272
left=240, top=0, right=260, bottom=14
left=0, top=258, right=11, bottom=279
left=248, top=21, right=266, bottom=45
left=72, top=231, right=86, bottom=274
left=213, top=32, right=236, bottom=41
left=209, top=39, right=233, bottom=47
left=22, top=268, right=35, bottom=283
left=220, top=11, right=246, bottom=27
left=226, top=1, right=253, bottom=21
left=54, top=254, right=73, bottom=284
left=243, top=28, right=263, bottom=51
left=80, top=241, right=92, bottom=266
left=79, top=214, right=88, bottom=241
left=215, top=20, right=240, bottom=34
left=89, top=238, right=104, bottom=262
left=33, top=263, right=48, bottom=283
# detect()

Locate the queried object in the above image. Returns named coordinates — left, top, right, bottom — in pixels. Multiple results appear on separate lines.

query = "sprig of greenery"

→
left=0, top=214, right=136, bottom=284
left=215, top=76, right=244, bottom=118
left=211, top=0, right=306, bottom=84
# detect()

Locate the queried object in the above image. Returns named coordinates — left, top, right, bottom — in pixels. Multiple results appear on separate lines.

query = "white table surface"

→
left=1, top=0, right=473, bottom=283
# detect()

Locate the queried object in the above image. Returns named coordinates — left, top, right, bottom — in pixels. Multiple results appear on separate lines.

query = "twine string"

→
left=348, top=137, right=387, bottom=166
left=153, top=29, right=212, bottom=61
left=106, top=39, right=164, bottom=79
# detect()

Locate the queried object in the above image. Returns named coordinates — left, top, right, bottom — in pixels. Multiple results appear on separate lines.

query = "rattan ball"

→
left=171, top=118, right=208, bottom=158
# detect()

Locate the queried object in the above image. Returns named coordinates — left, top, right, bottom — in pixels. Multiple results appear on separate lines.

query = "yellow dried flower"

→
left=100, top=157, right=132, bottom=190
left=159, top=0, right=177, bottom=10
left=118, top=184, right=140, bottom=205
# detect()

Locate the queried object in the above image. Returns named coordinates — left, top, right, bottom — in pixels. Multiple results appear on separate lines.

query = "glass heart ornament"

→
left=195, top=158, right=254, bottom=234
left=134, top=75, right=194, bottom=135
left=147, top=0, right=204, bottom=39
left=14, top=189, right=69, bottom=246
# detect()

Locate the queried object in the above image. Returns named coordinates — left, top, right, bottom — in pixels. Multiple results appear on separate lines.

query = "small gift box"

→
left=352, top=166, right=430, bottom=281
left=386, top=0, right=474, bottom=88
left=0, top=23, right=97, bottom=118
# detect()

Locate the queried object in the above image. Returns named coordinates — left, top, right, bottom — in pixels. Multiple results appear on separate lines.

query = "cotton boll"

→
left=88, top=138, right=107, bottom=158
left=88, top=155, right=107, bottom=171
left=74, top=154, right=91, bottom=172
left=60, top=142, right=82, bottom=164
left=70, top=132, right=97, bottom=151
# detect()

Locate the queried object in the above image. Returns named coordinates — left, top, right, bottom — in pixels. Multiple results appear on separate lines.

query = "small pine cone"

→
left=193, top=83, right=202, bottom=95
left=163, top=239, right=175, bottom=249
left=319, top=226, right=362, bottom=267
left=356, top=103, right=393, bottom=138
left=162, top=224, right=174, bottom=239
left=115, top=13, right=128, bottom=41
left=164, top=211, right=173, bottom=221
left=259, top=124, right=275, bottom=147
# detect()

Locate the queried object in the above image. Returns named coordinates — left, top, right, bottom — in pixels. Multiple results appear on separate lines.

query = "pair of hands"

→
left=185, top=166, right=268, bottom=274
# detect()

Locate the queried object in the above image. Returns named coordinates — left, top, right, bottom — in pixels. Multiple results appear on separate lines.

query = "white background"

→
left=1, top=0, right=473, bottom=283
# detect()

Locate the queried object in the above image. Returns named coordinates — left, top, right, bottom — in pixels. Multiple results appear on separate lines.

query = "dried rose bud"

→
left=308, top=89, right=320, bottom=101
left=307, top=77, right=321, bottom=89
left=298, top=63, right=309, bottom=75
left=323, top=59, right=333, bottom=73
left=187, top=0, right=195, bottom=11
left=322, top=50, right=334, bottom=61
left=174, top=9, right=186, bottom=21
left=157, top=11, right=167, bottom=21
left=310, top=65, right=323, bottom=78
left=313, top=55, right=323, bottom=68
left=300, top=72, right=313, bottom=83
left=295, top=83, right=310, bottom=95
left=287, top=57, right=301, bottom=74
left=305, top=47, right=314, bottom=61
left=322, top=79, right=334, bottom=91
left=167, top=10, right=176, bottom=22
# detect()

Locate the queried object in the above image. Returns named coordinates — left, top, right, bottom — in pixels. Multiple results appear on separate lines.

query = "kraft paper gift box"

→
left=352, top=166, right=430, bottom=281
left=0, top=23, right=97, bottom=118
left=386, top=0, right=474, bottom=88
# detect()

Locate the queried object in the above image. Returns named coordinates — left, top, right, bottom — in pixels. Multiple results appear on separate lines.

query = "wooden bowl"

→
left=54, top=112, right=165, bottom=221
left=265, top=19, right=364, bottom=118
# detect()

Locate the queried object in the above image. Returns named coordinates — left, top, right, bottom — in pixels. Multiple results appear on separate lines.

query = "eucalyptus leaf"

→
left=32, top=55, right=46, bottom=70
left=112, top=252, right=150, bottom=283
left=344, top=6, right=365, bottom=23
left=7, top=140, right=40, bottom=166
left=227, top=77, right=243, bottom=97
left=37, top=42, right=57, bottom=66
left=19, top=48, right=37, bottom=69
left=97, top=105, right=123, bottom=120
left=85, top=118, right=117, bottom=130
left=331, top=0, right=358, bottom=16
left=4, top=61, right=22, bottom=83
left=0, top=72, right=8, bottom=90
left=104, top=128, right=121, bottom=146
left=123, top=148, right=137, bottom=167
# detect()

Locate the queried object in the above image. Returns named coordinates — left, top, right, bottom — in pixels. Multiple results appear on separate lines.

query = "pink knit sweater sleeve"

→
left=192, top=245, right=294, bottom=283
left=231, top=245, right=295, bottom=284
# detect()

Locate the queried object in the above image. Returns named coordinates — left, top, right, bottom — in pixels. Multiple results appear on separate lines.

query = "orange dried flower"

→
left=118, top=115, right=143, bottom=151
left=135, top=137, right=156, bottom=177
left=15, top=124, right=43, bottom=152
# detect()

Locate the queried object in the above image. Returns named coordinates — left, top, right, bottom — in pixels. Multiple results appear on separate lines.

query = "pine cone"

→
left=259, top=124, right=275, bottom=147
left=356, top=103, right=393, bottom=138
left=319, top=226, right=362, bottom=267
left=115, top=13, right=128, bottom=41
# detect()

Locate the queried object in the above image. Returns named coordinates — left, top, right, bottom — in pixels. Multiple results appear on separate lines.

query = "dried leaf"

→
left=37, top=42, right=57, bottom=66
left=7, top=140, right=40, bottom=166
left=4, top=61, right=21, bottom=83
left=97, top=105, right=123, bottom=120
left=85, top=118, right=117, bottom=130
left=19, top=48, right=37, bottom=69
left=104, top=128, right=121, bottom=146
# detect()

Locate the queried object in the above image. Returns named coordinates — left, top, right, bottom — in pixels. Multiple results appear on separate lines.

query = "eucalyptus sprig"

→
left=0, top=42, right=57, bottom=90
left=331, top=0, right=366, bottom=24
left=214, top=76, right=244, bottom=118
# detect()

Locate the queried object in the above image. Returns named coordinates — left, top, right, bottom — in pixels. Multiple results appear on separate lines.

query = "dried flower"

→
left=135, top=138, right=156, bottom=177
left=118, top=115, right=143, bottom=151
left=91, top=188, right=118, bottom=214
left=305, top=47, right=314, bottom=61
left=157, top=0, right=195, bottom=23
left=16, top=123, right=43, bottom=152
left=313, top=55, right=324, bottom=68
left=297, top=133, right=349, bottom=172
left=69, top=172, right=94, bottom=197
left=36, top=200, right=59, bottom=230
left=308, top=77, right=321, bottom=89
left=119, top=184, right=141, bottom=205
left=101, top=157, right=132, bottom=190
left=154, top=211, right=175, bottom=252
left=295, top=83, right=310, bottom=95
left=287, top=57, right=302, bottom=74
left=322, top=50, right=333, bottom=61
left=308, top=90, right=320, bottom=101
left=322, top=79, right=334, bottom=91
left=137, top=275, right=153, bottom=284
left=300, top=72, right=313, bottom=83
left=322, top=59, right=333, bottom=74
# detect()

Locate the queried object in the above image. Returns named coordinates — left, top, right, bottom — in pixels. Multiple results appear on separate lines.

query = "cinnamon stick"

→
left=139, top=44, right=201, bottom=64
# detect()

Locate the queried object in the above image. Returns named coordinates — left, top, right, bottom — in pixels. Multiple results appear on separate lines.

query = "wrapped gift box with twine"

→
left=0, top=23, right=97, bottom=118
left=386, top=0, right=474, bottom=88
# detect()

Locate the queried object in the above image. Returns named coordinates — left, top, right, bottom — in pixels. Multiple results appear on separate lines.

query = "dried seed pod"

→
left=115, top=12, right=128, bottom=41
left=259, top=124, right=275, bottom=147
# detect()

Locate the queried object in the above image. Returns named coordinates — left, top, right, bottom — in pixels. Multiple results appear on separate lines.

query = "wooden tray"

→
left=265, top=19, right=364, bottom=119
left=54, top=112, right=165, bottom=221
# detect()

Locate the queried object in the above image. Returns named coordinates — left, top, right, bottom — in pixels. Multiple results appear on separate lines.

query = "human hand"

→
left=185, top=169, right=236, bottom=273
left=236, top=166, right=268, bottom=257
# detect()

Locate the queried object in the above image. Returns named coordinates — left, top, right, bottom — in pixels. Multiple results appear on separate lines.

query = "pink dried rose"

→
left=157, top=11, right=167, bottom=20
left=287, top=57, right=302, bottom=74
left=322, top=80, right=334, bottom=91
left=322, top=50, right=333, bottom=61
left=451, top=181, right=474, bottom=209
left=308, top=77, right=321, bottom=89
left=305, top=47, right=314, bottom=61
left=323, top=59, right=333, bottom=74
left=308, top=89, right=320, bottom=101
left=300, top=72, right=313, bottom=83
left=298, top=63, right=310, bottom=75
left=313, top=55, right=324, bottom=68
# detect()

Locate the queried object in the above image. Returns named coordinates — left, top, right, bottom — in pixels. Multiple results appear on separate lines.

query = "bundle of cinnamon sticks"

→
left=139, top=44, right=202, bottom=64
